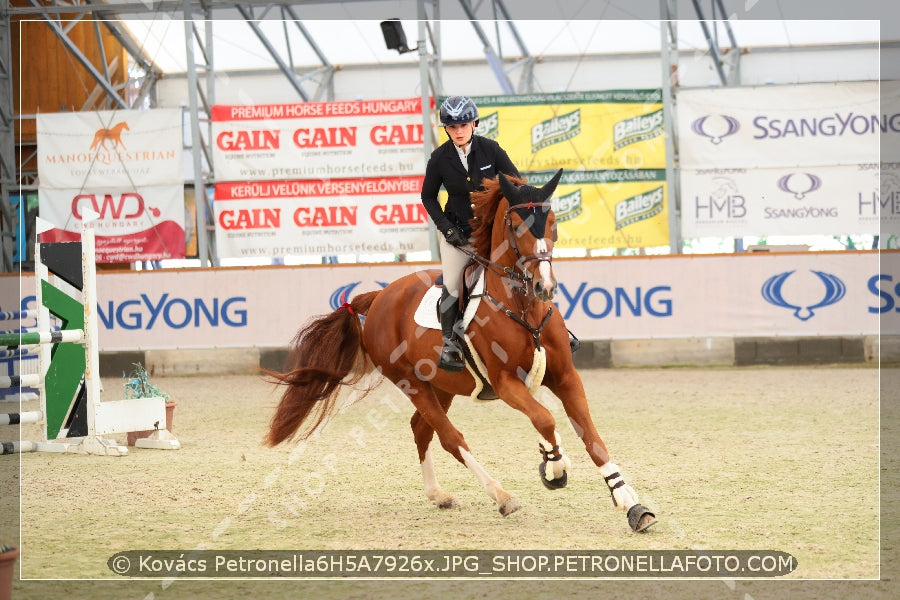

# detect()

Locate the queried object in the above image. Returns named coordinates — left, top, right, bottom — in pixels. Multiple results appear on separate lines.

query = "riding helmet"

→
left=439, top=96, right=479, bottom=126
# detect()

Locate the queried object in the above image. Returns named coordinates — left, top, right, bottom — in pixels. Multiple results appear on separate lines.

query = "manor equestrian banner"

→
left=36, top=109, right=184, bottom=189
left=472, top=90, right=669, bottom=249
left=36, top=109, right=186, bottom=262
left=677, top=81, right=895, bottom=237
left=213, top=177, right=429, bottom=259
left=210, top=98, right=427, bottom=182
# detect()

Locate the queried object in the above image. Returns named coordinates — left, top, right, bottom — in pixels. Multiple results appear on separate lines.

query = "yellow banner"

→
left=526, top=169, right=669, bottom=249
left=468, top=91, right=669, bottom=249
left=473, top=90, right=666, bottom=172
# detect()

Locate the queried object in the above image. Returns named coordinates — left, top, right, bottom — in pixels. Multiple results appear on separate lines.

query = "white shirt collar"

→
left=455, top=140, right=472, bottom=158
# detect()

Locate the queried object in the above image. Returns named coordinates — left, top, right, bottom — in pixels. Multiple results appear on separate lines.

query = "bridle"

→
left=504, top=201, right=555, bottom=276
left=461, top=200, right=556, bottom=349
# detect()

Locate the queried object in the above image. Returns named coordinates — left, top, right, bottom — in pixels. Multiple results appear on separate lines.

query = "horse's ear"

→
left=498, top=172, right=520, bottom=204
left=540, top=168, right=564, bottom=201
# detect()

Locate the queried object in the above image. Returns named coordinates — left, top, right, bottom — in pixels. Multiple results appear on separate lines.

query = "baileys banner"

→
left=471, top=90, right=668, bottom=250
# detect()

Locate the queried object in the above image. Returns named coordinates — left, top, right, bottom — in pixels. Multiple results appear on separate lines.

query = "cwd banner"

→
left=36, top=109, right=186, bottom=262
left=210, top=98, right=427, bottom=182
left=213, top=177, right=429, bottom=259
left=472, top=90, right=669, bottom=249
left=677, top=81, right=896, bottom=237
left=38, top=185, right=186, bottom=263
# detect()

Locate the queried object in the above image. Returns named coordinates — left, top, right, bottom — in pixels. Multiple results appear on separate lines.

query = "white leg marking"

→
left=421, top=447, right=457, bottom=508
left=459, top=447, right=508, bottom=505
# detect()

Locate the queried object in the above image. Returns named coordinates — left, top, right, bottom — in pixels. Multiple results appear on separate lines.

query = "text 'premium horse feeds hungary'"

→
left=265, top=170, right=656, bottom=533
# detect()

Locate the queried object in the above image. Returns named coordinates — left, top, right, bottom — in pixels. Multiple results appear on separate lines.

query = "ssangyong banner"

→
left=3, top=252, right=887, bottom=351
left=210, top=98, right=428, bottom=182
left=882, top=81, right=900, bottom=235
left=213, top=177, right=429, bottom=258
left=676, top=82, right=882, bottom=169
left=680, top=164, right=882, bottom=237
left=527, top=169, right=669, bottom=248
left=36, top=109, right=184, bottom=189
left=471, top=90, right=668, bottom=249
left=677, top=81, right=895, bottom=238
left=38, top=185, right=187, bottom=263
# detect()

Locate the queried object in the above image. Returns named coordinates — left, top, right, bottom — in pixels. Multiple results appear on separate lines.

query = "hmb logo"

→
left=694, top=177, right=746, bottom=219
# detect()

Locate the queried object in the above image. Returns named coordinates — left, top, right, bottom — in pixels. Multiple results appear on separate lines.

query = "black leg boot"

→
left=438, top=288, right=465, bottom=372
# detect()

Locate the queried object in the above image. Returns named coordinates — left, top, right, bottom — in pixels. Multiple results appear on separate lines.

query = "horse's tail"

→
left=264, top=290, right=380, bottom=447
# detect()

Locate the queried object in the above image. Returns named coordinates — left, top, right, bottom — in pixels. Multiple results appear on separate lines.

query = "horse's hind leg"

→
left=408, top=384, right=520, bottom=516
left=411, top=397, right=457, bottom=509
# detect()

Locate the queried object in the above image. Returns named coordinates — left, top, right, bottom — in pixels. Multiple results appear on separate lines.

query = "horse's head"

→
left=497, top=169, right=563, bottom=302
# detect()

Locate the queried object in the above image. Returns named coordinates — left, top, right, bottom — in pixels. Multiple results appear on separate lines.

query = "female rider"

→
left=421, top=96, right=520, bottom=372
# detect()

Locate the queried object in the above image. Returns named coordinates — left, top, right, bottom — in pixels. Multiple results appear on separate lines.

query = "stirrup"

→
left=438, top=339, right=465, bottom=372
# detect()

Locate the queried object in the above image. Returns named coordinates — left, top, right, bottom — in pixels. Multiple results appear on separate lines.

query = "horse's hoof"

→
left=437, top=497, right=458, bottom=509
left=627, top=504, right=657, bottom=533
left=498, top=497, right=521, bottom=517
left=538, top=461, right=568, bottom=489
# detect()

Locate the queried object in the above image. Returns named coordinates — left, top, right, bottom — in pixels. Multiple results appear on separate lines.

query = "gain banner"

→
left=213, top=176, right=429, bottom=259
left=471, top=90, right=668, bottom=249
left=210, top=98, right=427, bottom=182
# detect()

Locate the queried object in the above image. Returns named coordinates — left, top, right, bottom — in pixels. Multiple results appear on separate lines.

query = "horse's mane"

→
left=469, top=174, right=527, bottom=258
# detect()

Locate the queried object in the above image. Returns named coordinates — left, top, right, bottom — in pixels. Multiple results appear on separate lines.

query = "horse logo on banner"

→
left=89, top=121, right=130, bottom=151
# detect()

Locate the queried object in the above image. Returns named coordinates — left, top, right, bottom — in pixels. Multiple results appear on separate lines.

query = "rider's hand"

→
left=444, top=226, right=468, bottom=247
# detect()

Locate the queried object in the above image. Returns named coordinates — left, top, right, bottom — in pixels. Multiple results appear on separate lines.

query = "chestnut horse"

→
left=266, top=169, right=656, bottom=532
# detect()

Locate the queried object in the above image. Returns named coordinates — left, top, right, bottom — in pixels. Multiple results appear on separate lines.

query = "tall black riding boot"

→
left=438, top=288, right=465, bottom=372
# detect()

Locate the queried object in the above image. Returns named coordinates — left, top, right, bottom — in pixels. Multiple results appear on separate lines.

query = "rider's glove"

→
left=444, top=226, right=468, bottom=247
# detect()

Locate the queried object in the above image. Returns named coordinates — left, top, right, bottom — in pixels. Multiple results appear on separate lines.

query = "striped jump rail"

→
left=0, top=330, right=85, bottom=347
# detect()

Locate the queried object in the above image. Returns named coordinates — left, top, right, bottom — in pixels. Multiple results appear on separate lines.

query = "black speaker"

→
left=380, top=19, right=410, bottom=53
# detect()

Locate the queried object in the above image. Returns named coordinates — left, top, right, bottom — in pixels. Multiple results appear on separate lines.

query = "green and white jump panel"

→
left=2, top=217, right=180, bottom=455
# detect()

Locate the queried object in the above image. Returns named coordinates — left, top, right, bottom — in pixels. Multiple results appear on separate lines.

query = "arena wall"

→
left=3, top=251, right=896, bottom=375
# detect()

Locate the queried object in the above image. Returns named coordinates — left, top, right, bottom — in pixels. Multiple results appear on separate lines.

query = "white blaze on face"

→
left=535, top=239, right=552, bottom=283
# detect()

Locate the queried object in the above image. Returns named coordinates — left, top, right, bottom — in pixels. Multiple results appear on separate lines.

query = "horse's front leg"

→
left=492, top=371, right=573, bottom=490
left=545, top=372, right=657, bottom=532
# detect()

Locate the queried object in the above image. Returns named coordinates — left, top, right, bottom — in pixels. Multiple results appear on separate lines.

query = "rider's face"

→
left=445, top=122, right=475, bottom=146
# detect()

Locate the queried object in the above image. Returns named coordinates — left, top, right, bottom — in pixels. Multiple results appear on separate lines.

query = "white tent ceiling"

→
left=120, top=18, right=882, bottom=75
